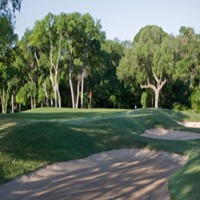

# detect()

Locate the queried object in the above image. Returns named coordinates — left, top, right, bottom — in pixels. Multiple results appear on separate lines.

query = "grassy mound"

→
left=0, top=108, right=200, bottom=200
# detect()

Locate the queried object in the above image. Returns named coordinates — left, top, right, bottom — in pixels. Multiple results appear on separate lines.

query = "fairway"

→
left=0, top=108, right=200, bottom=200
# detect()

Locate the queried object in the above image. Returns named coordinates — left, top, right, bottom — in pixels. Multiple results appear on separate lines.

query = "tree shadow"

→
left=0, top=149, right=186, bottom=200
left=0, top=108, right=200, bottom=199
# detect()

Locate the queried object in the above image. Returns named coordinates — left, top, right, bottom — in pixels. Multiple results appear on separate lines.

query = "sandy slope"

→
left=0, top=149, right=187, bottom=200
left=142, top=128, right=200, bottom=140
left=178, top=121, right=200, bottom=128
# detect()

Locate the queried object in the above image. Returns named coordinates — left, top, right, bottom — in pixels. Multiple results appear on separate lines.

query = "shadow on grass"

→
left=0, top=122, right=200, bottom=184
left=169, top=154, right=200, bottom=200
left=0, top=120, right=147, bottom=183
left=0, top=108, right=125, bottom=120
left=0, top=107, right=200, bottom=200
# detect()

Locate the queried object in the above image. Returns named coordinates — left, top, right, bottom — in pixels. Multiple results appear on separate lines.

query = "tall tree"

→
left=78, top=13, right=105, bottom=108
left=0, top=15, right=17, bottom=113
left=55, top=12, right=81, bottom=109
left=174, top=27, right=200, bottom=110
left=90, top=39, right=136, bottom=108
left=30, top=13, right=64, bottom=108
left=117, top=25, right=175, bottom=108
left=21, top=30, right=39, bottom=108
left=0, top=0, right=21, bottom=12
left=59, top=12, right=105, bottom=108
left=0, top=0, right=22, bottom=18
left=0, top=15, right=17, bottom=63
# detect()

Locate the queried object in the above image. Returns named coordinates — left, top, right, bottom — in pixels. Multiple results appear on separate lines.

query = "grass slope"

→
left=0, top=108, right=200, bottom=200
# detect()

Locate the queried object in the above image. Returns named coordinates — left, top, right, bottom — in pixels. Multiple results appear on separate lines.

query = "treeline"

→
left=1, top=11, right=200, bottom=113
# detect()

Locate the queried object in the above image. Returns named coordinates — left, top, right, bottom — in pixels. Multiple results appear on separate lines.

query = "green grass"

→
left=0, top=108, right=200, bottom=199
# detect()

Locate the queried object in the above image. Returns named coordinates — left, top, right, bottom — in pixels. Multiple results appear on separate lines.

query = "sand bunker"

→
left=0, top=149, right=187, bottom=200
left=178, top=121, right=200, bottom=128
left=142, top=121, right=200, bottom=141
left=142, top=128, right=200, bottom=140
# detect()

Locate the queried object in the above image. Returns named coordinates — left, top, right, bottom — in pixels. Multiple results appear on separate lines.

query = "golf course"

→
left=0, top=108, right=200, bottom=199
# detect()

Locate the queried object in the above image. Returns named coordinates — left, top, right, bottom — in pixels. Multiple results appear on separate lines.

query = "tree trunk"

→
left=31, top=96, right=33, bottom=109
left=49, top=32, right=62, bottom=108
left=11, top=93, right=14, bottom=113
left=57, top=84, right=61, bottom=108
left=50, top=98, right=54, bottom=107
left=141, top=73, right=167, bottom=108
left=53, top=86, right=58, bottom=108
left=80, top=47, right=87, bottom=109
left=69, top=55, right=76, bottom=109
left=49, top=40, right=57, bottom=108
left=1, top=90, right=7, bottom=114
left=75, top=80, right=81, bottom=109
left=155, top=90, right=159, bottom=109
left=43, top=82, right=49, bottom=107
left=69, top=72, right=75, bottom=108
left=34, top=98, right=36, bottom=109
left=81, top=72, right=84, bottom=109
left=19, top=103, right=21, bottom=112
left=54, top=71, right=60, bottom=108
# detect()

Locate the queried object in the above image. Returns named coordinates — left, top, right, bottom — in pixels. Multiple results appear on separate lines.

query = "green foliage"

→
left=0, top=0, right=21, bottom=13
left=169, top=156, right=200, bottom=200
left=0, top=0, right=22, bottom=21
left=117, top=25, right=200, bottom=109
left=140, top=91, right=148, bottom=108
left=117, top=25, right=176, bottom=108
left=174, top=27, right=200, bottom=83
left=191, top=88, right=200, bottom=112
left=91, top=40, right=135, bottom=108
left=132, top=25, right=172, bottom=81
left=173, top=102, right=189, bottom=111
left=16, top=84, right=28, bottom=105
left=1, top=9, right=200, bottom=111
left=28, top=12, right=106, bottom=108
left=0, top=16, right=17, bottom=64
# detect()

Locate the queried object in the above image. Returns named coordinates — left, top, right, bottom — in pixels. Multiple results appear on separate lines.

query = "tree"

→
left=78, top=13, right=105, bottom=108
left=0, top=0, right=21, bottom=12
left=0, top=16, right=17, bottom=113
left=59, top=12, right=105, bottom=108
left=0, top=0, right=22, bottom=18
left=117, top=25, right=175, bottom=108
left=174, top=27, right=200, bottom=109
left=90, top=39, right=136, bottom=108
left=0, top=0, right=20, bottom=113
left=15, top=30, right=39, bottom=109
left=57, top=12, right=82, bottom=109
left=30, top=13, right=64, bottom=108
left=0, top=15, right=17, bottom=63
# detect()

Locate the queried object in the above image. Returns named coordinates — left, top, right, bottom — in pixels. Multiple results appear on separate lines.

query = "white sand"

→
left=142, top=128, right=200, bottom=140
left=178, top=121, right=200, bottom=128
left=0, top=149, right=187, bottom=200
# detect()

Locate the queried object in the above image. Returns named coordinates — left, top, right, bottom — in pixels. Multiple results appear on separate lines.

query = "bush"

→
left=173, top=102, right=188, bottom=111
left=140, top=92, right=148, bottom=108
left=191, top=89, right=200, bottom=112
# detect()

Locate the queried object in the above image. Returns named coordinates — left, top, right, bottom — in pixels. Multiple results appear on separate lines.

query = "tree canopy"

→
left=0, top=0, right=22, bottom=18
left=118, top=25, right=177, bottom=108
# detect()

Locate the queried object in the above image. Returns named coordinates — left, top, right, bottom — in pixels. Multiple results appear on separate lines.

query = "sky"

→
left=15, top=0, right=200, bottom=41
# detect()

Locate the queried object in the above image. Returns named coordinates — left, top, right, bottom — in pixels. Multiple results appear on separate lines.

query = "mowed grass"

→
left=0, top=108, right=200, bottom=200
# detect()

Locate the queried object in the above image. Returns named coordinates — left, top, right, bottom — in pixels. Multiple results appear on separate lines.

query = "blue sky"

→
left=15, top=0, right=200, bottom=41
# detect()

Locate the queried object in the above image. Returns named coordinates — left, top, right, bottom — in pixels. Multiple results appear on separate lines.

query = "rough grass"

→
left=0, top=108, right=200, bottom=200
